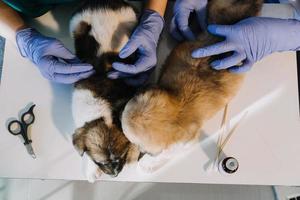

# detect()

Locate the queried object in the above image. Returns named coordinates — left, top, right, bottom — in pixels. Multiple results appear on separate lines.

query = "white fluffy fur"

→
left=82, top=153, right=102, bottom=183
left=70, top=7, right=137, bottom=55
left=72, top=89, right=112, bottom=129
left=138, top=142, right=196, bottom=173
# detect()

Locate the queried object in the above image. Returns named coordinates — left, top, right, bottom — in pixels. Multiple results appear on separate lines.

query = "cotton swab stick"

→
left=213, top=105, right=248, bottom=171
left=219, top=111, right=248, bottom=151
left=218, top=104, right=229, bottom=148
left=213, top=104, right=229, bottom=169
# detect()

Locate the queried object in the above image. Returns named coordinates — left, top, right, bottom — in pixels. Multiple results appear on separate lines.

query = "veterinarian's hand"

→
left=16, top=28, right=94, bottom=84
left=110, top=9, right=164, bottom=86
left=170, top=0, right=207, bottom=41
left=192, top=17, right=300, bottom=73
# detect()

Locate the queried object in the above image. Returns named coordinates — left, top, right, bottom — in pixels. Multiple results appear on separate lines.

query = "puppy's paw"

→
left=138, top=153, right=170, bottom=173
left=85, top=165, right=102, bottom=183
left=138, top=143, right=190, bottom=173
left=82, top=153, right=102, bottom=183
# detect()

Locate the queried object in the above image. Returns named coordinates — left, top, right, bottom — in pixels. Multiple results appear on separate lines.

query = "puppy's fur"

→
left=122, top=0, right=263, bottom=169
left=70, top=0, right=140, bottom=181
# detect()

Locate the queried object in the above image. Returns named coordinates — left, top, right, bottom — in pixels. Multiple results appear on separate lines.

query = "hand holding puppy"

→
left=109, top=9, right=164, bottom=86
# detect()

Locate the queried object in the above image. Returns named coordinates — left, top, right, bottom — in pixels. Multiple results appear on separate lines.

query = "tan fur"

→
left=73, top=118, right=140, bottom=175
left=122, top=0, right=263, bottom=156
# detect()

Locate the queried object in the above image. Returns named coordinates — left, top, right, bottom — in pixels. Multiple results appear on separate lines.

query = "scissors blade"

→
left=25, top=144, right=36, bottom=159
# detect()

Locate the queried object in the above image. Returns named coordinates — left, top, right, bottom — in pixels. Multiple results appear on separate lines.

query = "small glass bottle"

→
left=218, top=157, right=239, bottom=174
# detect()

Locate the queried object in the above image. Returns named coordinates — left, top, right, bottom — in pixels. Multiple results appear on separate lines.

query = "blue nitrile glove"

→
left=170, top=0, right=207, bottom=41
left=192, top=17, right=300, bottom=73
left=16, top=28, right=94, bottom=84
left=109, top=9, right=164, bottom=86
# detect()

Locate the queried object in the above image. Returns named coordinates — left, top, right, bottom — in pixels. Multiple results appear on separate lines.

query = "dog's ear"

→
left=73, top=21, right=99, bottom=67
left=72, top=128, right=86, bottom=156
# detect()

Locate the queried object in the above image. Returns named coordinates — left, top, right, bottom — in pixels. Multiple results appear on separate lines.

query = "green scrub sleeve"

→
left=2, top=0, right=78, bottom=18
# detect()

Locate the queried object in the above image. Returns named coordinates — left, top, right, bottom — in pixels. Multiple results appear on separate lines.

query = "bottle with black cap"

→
left=218, top=157, right=239, bottom=174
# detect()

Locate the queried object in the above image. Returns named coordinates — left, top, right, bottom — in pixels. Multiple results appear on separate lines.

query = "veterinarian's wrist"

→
left=145, top=0, right=168, bottom=17
left=264, top=17, right=300, bottom=52
left=141, top=9, right=165, bottom=43
left=16, top=27, right=37, bottom=58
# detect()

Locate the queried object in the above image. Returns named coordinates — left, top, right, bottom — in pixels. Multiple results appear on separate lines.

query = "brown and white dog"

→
left=70, top=0, right=140, bottom=182
left=121, top=0, right=263, bottom=172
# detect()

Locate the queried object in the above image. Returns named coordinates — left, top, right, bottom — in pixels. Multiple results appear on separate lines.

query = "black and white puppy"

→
left=70, top=0, right=140, bottom=182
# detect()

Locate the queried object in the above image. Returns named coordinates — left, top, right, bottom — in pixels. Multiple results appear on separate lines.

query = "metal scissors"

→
left=7, top=104, right=36, bottom=159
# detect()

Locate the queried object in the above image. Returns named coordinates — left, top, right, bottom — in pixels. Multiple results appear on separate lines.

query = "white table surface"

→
left=0, top=3, right=300, bottom=185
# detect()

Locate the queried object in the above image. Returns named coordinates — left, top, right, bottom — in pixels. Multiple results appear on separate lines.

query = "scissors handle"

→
left=7, top=120, right=23, bottom=136
left=21, top=104, right=36, bottom=126
left=7, top=120, right=32, bottom=145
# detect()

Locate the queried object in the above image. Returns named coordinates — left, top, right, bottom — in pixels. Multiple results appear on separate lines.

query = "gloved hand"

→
left=170, top=0, right=207, bottom=41
left=16, top=28, right=94, bottom=84
left=109, top=9, right=164, bottom=86
left=192, top=17, right=300, bottom=73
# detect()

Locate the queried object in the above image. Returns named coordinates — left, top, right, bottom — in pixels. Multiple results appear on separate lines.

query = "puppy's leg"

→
left=82, top=153, right=102, bottom=183
left=138, top=142, right=195, bottom=173
left=125, top=144, right=140, bottom=166
left=138, top=152, right=172, bottom=173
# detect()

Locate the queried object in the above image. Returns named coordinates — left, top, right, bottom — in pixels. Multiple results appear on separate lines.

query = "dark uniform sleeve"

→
left=2, top=0, right=78, bottom=18
left=264, top=0, right=280, bottom=3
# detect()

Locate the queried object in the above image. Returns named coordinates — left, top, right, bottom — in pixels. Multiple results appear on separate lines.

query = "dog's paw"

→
left=82, top=153, right=102, bottom=183
left=138, top=143, right=191, bottom=173
left=138, top=153, right=170, bottom=173
left=86, top=166, right=102, bottom=183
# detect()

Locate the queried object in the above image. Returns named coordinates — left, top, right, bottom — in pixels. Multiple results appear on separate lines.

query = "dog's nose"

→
left=113, top=162, right=123, bottom=173
left=111, top=171, right=119, bottom=177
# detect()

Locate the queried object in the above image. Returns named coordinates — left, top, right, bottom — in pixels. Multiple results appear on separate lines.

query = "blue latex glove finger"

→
left=38, top=56, right=94, bottom=78
left=51, top=70, right=95, bottom=84
left=108, top=70, right=151, bottom=86
left=112, top=54, right=154, bottom=75
left=107, top=71, right=132, bottom=79
left=16, top=28, right=94, bottom=83
left=111, top=10, right=164, bottom=79
left=207, top=24, right=231, bottom=36
left=50, top=61, right=93, bottom=74
left=170, top=0, right=208, bottom=41
left=211, top=52, right=246, bottom=70
left=228, top=61, right=253, bottom=74
left=107, top=71, right=123, bottom=79
left=192, top=41, right=234, bottom=58
left=175, top=11, right=196, bottom=40
left=65, top=57, right=83, bottom=64
left=192, top=25, right=234, bottom=58
left=45, top=41, right=77, bottom=60
left=119, top=39, right=140, bottom=59
left=192, top=17, right=300, bottom=72
left=169, top=17, right=184, bottom=41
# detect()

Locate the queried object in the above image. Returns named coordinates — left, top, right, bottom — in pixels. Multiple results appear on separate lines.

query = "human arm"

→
left=0, top=0, right=26, bottom=43
left=0, top=0, right=94, bottom=83
left=146, top=0, right=168, bottom=17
